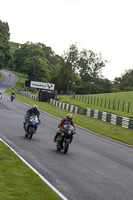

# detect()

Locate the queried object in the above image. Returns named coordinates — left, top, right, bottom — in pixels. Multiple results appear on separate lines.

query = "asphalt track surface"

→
left=0, top=70, right=133, bottom=200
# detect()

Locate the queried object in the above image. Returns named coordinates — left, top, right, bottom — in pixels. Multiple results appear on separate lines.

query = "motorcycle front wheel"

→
left=56, top=144, right=61, bottom=151
left=25, top=133, right=28, bottom=137
left=63, top=140, right=69, bottom=154
left=56, top=138, right=61, bottom=151
left=28, top=126, right=34, bottom=139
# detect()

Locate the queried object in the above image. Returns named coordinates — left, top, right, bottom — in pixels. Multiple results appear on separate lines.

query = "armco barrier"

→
left=83, top=108, right=133, bottom=130
left=50, top=99, right=79, bottom=114
left=15, top=89, right=38, bottom=101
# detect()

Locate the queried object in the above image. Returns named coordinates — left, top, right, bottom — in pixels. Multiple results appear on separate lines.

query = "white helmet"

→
left=33, top=105, right=38, bottom=109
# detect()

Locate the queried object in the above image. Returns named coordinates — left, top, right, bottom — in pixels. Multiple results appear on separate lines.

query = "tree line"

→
left=0, top=19, right=133, bottom=94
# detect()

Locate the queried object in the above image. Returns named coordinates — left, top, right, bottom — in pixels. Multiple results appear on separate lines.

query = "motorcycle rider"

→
left=53, top=113, right=76, bottom=142
left=11, top=91, right=15, bottom=96
left=23, top=105, right=40, bottom=129
left=11, top=91, right=15, bottom=101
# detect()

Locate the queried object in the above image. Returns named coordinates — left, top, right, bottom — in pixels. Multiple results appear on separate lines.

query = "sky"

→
left=0, top=0, right=133, bottom=81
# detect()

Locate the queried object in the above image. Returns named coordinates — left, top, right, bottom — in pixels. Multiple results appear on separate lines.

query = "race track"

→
left=0, top=70, right=133, bottom=200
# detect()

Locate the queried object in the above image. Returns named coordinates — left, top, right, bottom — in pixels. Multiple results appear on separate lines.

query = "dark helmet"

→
left=66, top=114, right=73, bottom=121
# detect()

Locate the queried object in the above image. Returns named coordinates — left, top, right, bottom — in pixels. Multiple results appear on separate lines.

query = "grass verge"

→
left=56, top=93, right=133, bottom=118
left=0, top=141, right=60, bottom=200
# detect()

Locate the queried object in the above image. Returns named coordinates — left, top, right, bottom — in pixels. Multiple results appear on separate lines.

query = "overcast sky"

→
left=0, top=0, right=133, bottom=80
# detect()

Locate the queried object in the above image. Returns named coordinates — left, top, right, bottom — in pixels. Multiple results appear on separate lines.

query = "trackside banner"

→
left=30, top=81, right=55, bottom=90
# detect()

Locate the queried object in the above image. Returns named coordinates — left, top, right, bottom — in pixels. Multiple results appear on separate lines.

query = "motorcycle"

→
left=24, top=115, right=40, bottom=139
left=11, top=94, right=15, bottom=102
left=56, top=122, right=75, bottom=154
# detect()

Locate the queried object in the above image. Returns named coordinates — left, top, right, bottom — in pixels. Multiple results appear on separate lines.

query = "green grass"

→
left=4, top=69, right=27, bottom=90
left=1, top=69, right=133, bottom=199
left=0, top=71, right=2, bottom=80
left=56, top=93, right=133, bottom=118
left=0, top=141, right=60, bottom=200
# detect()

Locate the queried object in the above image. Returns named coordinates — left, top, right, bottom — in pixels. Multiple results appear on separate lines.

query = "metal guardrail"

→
left=50, top=99, right=79, bottom=114
left=83, top=108, right=133, bottom=130
left=15, top=89, right=38, bottom=101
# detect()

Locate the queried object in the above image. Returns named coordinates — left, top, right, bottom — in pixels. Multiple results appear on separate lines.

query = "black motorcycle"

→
left=56, top=122, right=75, bottom=154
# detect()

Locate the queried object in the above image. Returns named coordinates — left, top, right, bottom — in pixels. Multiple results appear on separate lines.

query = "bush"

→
left=123, top=86, right=133, bottom=91
left=25, top=87, right=38, bottom=93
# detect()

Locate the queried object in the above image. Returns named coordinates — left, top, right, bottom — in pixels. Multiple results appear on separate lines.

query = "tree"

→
left=93, top=78, right=112, bottom=93
left=59, top=43, right=108, bottom=94
left=62, top=43, right=79, bottom=73
left=0, top=20, right=10, bottom=69
left=56, top=44, right=80, bottom=93
left=79, top=49, right=107, bottom=82
left=9, top=42, right=20, bottom=69
left=114, top=69, right=133, bottom=91
left=13, top=42, right=50, bottom=81
left=13, top=43, right=30, bottom=71
left=23, top=56, right=49, bottom=82
left=10, top=41, right=110, bottom=94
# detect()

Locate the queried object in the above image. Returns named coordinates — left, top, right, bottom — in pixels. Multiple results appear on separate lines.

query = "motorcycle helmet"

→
left=66, top=114, right=73, bottom=122
left=33, top=105, right=38, bottom=110
left=33, top=105, right=38, bottom=109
